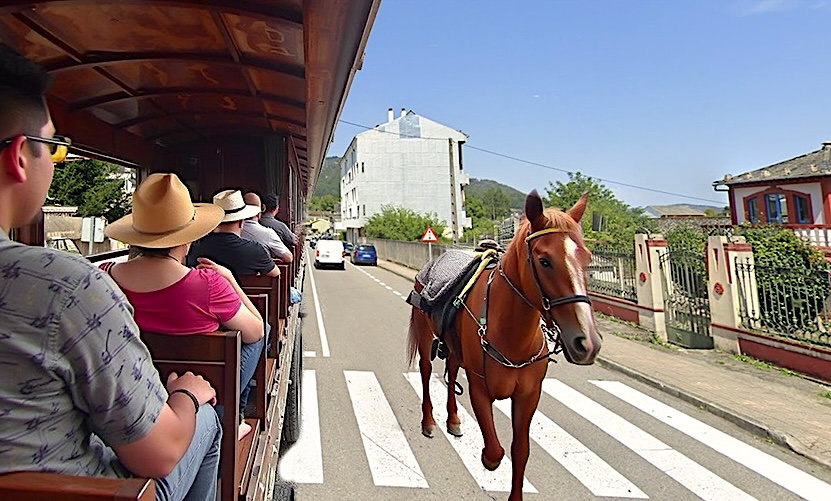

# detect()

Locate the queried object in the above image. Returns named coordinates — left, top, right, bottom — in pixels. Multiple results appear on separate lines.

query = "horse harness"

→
left=460, top=227, right=592, bottom=372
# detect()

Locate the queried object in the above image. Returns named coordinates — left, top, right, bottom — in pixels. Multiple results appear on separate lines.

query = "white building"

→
left=339, top=108, right=472, bottom=242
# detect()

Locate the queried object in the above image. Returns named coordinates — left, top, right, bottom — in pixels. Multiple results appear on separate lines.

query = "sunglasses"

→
left=0, top=134, right=73, bottom=163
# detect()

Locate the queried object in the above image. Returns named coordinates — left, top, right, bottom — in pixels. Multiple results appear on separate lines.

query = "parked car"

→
left=351, top=243, right=377, bottom=266
left=314, top=239, right=345, bottom=269
left=342, top=241, right=354, bottom=256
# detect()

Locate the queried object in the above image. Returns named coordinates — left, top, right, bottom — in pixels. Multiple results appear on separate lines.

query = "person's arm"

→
left=113, top=372, right=216, bottom=478
left=264, top=263, right=280, bottom=277
left=196, top=258, right=264, bottom=343
left=264, top=228, right=293, bottom=263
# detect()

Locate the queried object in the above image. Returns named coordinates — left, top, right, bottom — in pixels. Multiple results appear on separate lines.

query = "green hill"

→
left=311, top=156, right=341, bottom=197
left=466, top=178, right=526, bottom=209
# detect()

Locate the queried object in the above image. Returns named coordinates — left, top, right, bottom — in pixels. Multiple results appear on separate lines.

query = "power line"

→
left=336, top=119, right=726, bottom=205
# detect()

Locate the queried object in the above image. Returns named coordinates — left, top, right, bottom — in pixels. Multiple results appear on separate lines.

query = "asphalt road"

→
left=278, top=256, right=831, bottom=501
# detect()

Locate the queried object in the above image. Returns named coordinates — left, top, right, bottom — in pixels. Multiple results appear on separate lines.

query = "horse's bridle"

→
left=473, top=227, right=592, bottom=369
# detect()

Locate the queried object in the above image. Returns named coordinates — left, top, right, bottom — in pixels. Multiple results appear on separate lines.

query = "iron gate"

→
left=660, top=248, right=713, bottom=348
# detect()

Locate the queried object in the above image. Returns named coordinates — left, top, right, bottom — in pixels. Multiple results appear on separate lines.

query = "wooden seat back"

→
left=239, top=275, right=281, bottom=357
left=276, top=264, right=290, bottom=320
left=140, top=331, right=240, bottom=501
left=245, top=294, right=270, bottom=428
left=0, top=472, right=153, bottom=501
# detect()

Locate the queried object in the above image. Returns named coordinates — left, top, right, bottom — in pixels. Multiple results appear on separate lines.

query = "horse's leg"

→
left=467, top=373, right=504, bottom=471
left=413, top=312, right=437, bottom=438
left=445, top=354, right=462, bottom=437
left=507, top=388, right=542, bottom=501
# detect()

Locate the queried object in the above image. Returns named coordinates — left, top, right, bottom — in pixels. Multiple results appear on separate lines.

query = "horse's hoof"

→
left=481, top=451, right=502, bottom=471
left=447, top=422, right=463, bottom=437
left=421, top=424, right=435, bottom=438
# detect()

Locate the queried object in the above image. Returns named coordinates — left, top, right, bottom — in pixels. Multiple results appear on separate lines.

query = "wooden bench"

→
left=276, top=264, right=291, bottom=321
left=141, top=330, right=255, bottom=501
left=239, top=275, right=282, bottom=358
left=245, top=293, right=273, bottom=430
left=0, top=472, right=153, bottom=501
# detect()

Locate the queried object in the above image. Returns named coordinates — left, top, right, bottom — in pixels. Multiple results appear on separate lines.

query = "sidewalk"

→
left=376, top=259, right=831, bottom=470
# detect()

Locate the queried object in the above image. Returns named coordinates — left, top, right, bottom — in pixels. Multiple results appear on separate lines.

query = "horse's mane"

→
left=506, top=207, right=586, bottom=255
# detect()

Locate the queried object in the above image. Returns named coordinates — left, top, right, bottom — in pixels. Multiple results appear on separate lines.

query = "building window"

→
left=764, top=193, right=788, bottom=224
left=361, top=162, right=364, bottom=173
left=362, top=204, right=366, bottom=216
left=746, top=197, right=759, bottom=224
left=794, top=195, right=811, bottom=224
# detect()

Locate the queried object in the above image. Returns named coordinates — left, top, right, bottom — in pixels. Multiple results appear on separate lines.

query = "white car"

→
left=314, top=239, right=345, bottom=270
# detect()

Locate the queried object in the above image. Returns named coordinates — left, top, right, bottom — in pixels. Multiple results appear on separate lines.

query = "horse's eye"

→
left=539, top=257, right=551, bottom=268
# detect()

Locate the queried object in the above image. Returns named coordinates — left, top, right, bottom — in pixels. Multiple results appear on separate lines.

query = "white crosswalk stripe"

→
left=278, top=371, right=831, bottom=500
left=345, top=371, right=429, bottom=488
left=278, top=370, right=323, bottom=484
left=592, top=380, right=831, bottom=501
left=542, top=379, right=758, bottom=501
left=492, top=398, right=648, bottom=498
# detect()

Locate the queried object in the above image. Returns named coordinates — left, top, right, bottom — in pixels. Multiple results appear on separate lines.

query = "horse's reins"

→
left=465, top=226, right=592, bottom=372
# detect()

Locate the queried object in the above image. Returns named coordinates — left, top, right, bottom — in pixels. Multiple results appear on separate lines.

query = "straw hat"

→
left=105, top=173, right=224, bottom=248
left=213, top=189, right=261, bottom=222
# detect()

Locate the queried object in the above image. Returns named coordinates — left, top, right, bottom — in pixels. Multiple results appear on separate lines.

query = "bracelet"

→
left=171, top=389, right=200, bottom=414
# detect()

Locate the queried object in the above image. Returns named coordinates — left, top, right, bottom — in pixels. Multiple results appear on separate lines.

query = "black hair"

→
left=0, top=43, right=50, bottom=149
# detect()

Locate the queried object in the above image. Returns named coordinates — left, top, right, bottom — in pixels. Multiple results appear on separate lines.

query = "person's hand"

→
left=167, top=371, right=217, bottom=406
left=196, top=257, right=234, bottom=283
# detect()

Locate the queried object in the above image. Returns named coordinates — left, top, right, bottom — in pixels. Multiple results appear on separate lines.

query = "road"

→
left=278, top=256, right=831, bottom=501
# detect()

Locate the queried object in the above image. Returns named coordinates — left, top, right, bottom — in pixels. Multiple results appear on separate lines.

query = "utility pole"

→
left=448, top=138, right=459, bottom=244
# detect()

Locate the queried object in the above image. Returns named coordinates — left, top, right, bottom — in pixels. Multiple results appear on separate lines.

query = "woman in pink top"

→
left=104, top=173, right=265, bottom=440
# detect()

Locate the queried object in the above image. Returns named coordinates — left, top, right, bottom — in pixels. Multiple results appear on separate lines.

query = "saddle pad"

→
left=415, top=250, right=478, bottom=306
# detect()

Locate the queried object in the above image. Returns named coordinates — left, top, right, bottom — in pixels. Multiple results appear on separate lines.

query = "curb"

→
left=595, top=356, right=831, bottom=470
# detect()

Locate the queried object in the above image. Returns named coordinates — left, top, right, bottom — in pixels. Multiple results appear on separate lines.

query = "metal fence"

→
left=734, top=258, right=831, bottom=347
left=587, top=246, right=637, bottom=302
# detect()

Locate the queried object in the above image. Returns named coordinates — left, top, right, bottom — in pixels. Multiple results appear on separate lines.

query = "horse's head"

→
left=515, top=190, right=602, bottom=365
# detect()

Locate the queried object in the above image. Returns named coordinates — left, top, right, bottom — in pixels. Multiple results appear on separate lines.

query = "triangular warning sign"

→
left=420, top=226, right=439, bottom=243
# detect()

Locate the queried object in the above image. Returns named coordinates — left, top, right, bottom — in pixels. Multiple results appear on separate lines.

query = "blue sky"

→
left=329, top=0, right=831, bottom=209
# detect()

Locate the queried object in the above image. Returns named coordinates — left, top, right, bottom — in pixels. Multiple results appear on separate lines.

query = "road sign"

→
left=420, top=226, right=439, bottom=243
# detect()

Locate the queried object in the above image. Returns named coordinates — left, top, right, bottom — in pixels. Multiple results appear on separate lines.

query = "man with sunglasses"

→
left=0, top=44, right=222, bottom=501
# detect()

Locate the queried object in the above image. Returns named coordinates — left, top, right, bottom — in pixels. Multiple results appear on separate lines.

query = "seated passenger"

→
left=186, top=189, right=280, bottom=280
left=241, top=191, right=293, bottom=263
left=260, top=192, right=297, bottom=249
left=0, top=43, right=221, bottom=501
left=104, top=174, right=266, bottom=440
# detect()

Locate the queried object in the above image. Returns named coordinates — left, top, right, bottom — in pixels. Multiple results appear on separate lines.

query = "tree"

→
left=364, top=205, right=446, bottom=241
left=461, top=193, right=497, bottom=243
left=307, top=194, right=340, bottom=213
left=48, top=159, right=132, bottom=223
left=481, top=187, right=511, bottom=221
left=544, top=172, right=653, bottom=246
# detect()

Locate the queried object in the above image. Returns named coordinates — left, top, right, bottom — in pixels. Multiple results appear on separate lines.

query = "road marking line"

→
left=404, top=372, right=537, bottom=493
left=592, top=380, right=831, bottom=501
left=493, top=399, right=647, bottom=498
left=385, top=285, right=392, bottom=290
left=393, top=291, right=402, bottom=296
left=542, top=379, right=756, bottom=501
left=279, top=370, right=323, bottom=483
left=307, top=263, right=330, bottom=357
left=303, top=351, right=316, bottom=358
left=345, top=371, right=429, bottom=488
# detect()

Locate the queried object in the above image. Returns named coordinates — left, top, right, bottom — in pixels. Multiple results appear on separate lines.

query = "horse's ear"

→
left=567, top=191, right=589, bottom=223
left=525, top=190, right=545, bottom=229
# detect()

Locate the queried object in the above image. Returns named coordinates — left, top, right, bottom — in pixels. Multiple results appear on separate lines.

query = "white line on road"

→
left=279, top=370, right=323, bottom=484
left=542, top=379, right=757, bottom=501
left=345, top=371, right=429, bottom=488
left=492, top=398, right=647, bottom=498
left=303, top=351, right=316, bottom=358
left=404, top=372, right=537, bottom=493
left=307, top=263, right=330, bottom=357
left=592, top=380, right=831, bottom=501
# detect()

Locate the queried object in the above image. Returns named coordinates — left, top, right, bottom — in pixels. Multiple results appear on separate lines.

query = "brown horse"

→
left=407, top=190, right=602, bottom=501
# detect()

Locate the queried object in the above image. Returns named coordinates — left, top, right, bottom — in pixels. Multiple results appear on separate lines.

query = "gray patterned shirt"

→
left=0, top=232, right=166, bottom=477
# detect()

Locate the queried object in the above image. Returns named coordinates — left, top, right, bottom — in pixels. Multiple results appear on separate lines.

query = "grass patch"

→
left=732, top=353, right=774, bottom=370
left=821, top=391, right=831, bottom=401
left=610, top=330, right=642, bottom=341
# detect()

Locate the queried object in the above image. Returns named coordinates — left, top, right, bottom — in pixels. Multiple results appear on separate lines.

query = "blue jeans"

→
left=154, top=404, right=222, bottom=501
left=239, top=323, right=270, bottom=415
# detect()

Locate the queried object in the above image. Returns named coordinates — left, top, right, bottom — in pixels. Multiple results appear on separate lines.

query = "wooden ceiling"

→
left=0, top=0, right=380, bottom=196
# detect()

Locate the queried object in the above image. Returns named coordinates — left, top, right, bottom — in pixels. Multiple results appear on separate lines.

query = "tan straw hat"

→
left=213, top=189, right=262, bottom=222
left=105, top=173, right=224, bottom=248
